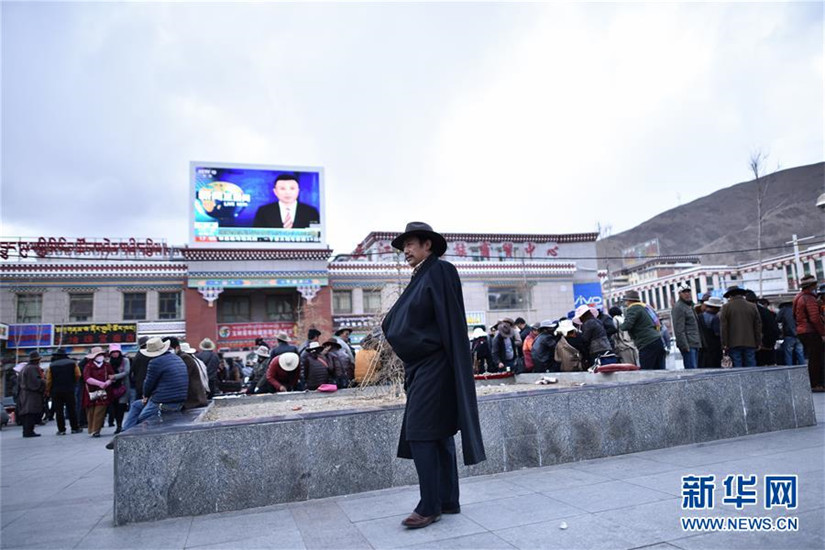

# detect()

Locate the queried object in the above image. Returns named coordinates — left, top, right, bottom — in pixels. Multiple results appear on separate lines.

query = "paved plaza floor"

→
left=1, top=394, right=823, bottom=550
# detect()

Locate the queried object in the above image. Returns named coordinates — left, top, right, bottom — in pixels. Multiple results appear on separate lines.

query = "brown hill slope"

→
left=597, top=162, right=825, bottom=269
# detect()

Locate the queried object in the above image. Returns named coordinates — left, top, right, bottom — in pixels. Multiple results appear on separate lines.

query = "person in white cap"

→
left=554, top=321, right=583, bottom=372
left=257, top=352, right=300, bottom=393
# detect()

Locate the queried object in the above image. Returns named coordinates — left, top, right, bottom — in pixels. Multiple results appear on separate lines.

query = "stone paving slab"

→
left=0, top=394, right=822, bottom=549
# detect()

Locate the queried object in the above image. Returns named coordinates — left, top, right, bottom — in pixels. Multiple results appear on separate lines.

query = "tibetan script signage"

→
left=8, top=324, right=54, bottom=349
left=54, top=323, right=138, bottom=346
left=0, top=237, right=170, bottom=260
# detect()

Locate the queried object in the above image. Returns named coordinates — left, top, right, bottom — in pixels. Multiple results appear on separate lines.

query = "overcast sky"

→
left=2, top=2, right=822, bottom=255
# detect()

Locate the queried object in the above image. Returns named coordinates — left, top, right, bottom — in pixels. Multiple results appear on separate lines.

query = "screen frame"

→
left=188, top=160, right=327, bottom=249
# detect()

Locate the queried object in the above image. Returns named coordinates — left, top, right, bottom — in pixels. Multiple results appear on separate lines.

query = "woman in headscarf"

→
left=107, top=344, right=131, bottom=434
left=82, top=347, right=114, bottom=437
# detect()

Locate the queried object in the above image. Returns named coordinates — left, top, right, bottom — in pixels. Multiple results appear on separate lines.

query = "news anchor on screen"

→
left=252, top=173, right=320, bottom=229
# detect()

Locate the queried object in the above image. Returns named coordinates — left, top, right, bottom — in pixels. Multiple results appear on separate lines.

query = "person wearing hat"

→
left=671, top=283, right=703, bottom=369
left=175, top=341, right=209, bottom=410
left=257, top=352, right=301, bottom=393
left=573, top=305, right=615, bottom=368
left=106, top=343, right=131, bottom=433
left=321, top=339, right=350, bottom=389
left=82, top=347, right=114, bottom=437
left=382, top=222, right=485, bottom=529
left=793, top=275, right=824, bottom=391
left=268, top=332, right=299, bottom=365
left=521, top=322, right=541, bottom=373
left=698, top=297, right=725, bottom=367
left=18, top=351, right=46, bottom=438
left=300, top=341, right=334, bottom=391
left=719, top=286, right=761, bottom=368
left=469, top=327, right=493, bottom=374
left=777, top=300, right=805, bottom=367
left=491, top=317, right=522, bottom=373
left=619, top=290, right=667, bottom=370
left=607, top=306, right=639, bottom=366
left=531, top=320, right=561, bottom=372
left=196, top=338, right=221, bottom=398
left=554, top=320, right=583, bottom=372
left=46, top=348, right=83, bottom=435
left=248, top=345, right=274, bottom=393
left=119, top=337, right=188, bottom=435
left=180, top=342, right=210, bottom=396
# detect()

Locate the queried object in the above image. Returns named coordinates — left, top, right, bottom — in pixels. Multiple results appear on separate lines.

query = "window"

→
left=158, top=292, right=182, bottom=320
left=785, top=264, right=796, bottom=289
left=488, top=286, right=527, bottom=311
left=333, top=291, right=352, bottom=314
left=363, top=290, right=382, bottom=314
left=123, top=292, right=147, bottom=321
left=265, top=294, right=294, bottom=322
left=694, top=278, right=702, bottom=295
left=69, top=293, right=94, bottom=322
left=218, top=295, right=251, bottom=323
left=705, top=275, right=715, bottom=292
left=816, top=259, right=824, bottom=283
left=16, top=294, right=42, bottom=323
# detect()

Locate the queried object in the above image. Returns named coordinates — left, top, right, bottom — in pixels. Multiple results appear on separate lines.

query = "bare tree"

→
left=749, top=150, right=785, bottom=296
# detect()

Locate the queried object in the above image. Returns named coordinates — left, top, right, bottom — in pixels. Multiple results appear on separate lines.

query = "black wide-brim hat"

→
left=723, top=285, right=748, bottom=298
left=391, top=222, right=448, bottom=257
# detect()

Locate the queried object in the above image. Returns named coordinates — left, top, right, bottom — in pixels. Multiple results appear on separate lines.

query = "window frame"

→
left=122, top=292, right=147, bottom=321
left=16, top=293, right=43, bottom=323
left=69, top=292, right=94, bottom=322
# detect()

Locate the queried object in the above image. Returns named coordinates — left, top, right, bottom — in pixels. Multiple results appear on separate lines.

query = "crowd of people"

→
left=6, top=326, right=362, bottom=440
left=469, top=276, right=825, bottom=392
left=7, top=275, right=824, bottom=440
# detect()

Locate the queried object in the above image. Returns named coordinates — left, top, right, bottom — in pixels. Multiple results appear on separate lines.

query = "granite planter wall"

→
left=113, top=365, right=816, bottom=525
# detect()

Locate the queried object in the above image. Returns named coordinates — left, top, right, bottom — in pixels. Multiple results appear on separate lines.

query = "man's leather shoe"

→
left=23, top=433, right=41, bottom=438
left=401, top=512, right=441, bottom=529
left=441, top=505, right=461, bottom=514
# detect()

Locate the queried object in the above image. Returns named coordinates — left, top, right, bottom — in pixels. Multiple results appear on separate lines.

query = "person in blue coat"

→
left=382, top=222, right=485, bottom=529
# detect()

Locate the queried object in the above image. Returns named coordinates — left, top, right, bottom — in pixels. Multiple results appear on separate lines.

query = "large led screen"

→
left=190, top=162, right=325, bottom=246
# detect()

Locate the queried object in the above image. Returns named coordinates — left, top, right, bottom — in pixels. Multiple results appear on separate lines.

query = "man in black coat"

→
left=252, top=173, right=320, bottom=228
left=47, top=349, right=82, bottom=434
left=382, top=222, right=485, bottom=529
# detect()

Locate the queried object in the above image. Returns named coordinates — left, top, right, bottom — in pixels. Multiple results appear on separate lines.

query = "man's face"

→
left=274, top=179, right=300, bottom=205
left=403, top=236, right=432, bottom=267
left=679, top=290, right=692, bottom=301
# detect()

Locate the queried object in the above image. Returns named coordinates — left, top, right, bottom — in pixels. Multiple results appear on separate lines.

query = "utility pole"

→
left=785, top=234, right=817, bottom=290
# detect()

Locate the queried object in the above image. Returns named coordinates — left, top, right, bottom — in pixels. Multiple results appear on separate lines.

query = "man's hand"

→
left=142, top=397, right=148, bottom=405
left=498, top=362, right=504, bottom=370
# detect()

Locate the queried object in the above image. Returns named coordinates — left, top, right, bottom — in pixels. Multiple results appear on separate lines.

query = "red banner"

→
left=216, top=322, right=296, bottom=346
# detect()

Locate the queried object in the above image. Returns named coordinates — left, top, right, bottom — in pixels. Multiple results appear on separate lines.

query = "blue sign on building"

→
left=573, top=282, right=603, bottom=309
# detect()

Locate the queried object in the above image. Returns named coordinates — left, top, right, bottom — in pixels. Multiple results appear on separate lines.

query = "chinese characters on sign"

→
left=217, top=322, right=297, bottom=345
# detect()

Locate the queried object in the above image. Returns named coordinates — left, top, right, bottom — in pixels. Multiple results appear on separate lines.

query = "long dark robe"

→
left=18, top=363, right=45, bottom=416
left=382, top=255, right=486, bottom=466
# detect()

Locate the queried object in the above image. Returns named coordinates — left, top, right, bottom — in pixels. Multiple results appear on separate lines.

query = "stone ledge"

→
left=113, top=365, right=817, bottom=525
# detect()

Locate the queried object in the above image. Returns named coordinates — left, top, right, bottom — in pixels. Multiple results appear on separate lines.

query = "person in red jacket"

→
left=257, top=352, right=300, bottom=393
left=793, top=275, right=825, bottom=392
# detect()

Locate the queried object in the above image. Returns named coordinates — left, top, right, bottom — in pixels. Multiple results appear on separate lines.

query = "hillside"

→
left=597, top=162, right=825, bottom=269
